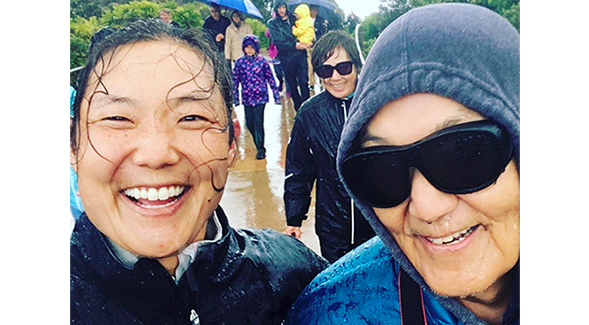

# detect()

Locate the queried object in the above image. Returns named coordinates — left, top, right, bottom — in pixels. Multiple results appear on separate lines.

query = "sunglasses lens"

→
left=335, top=62, right=353, bottom=76
left=342, top=151, right=409, bottom=208
left=315, top=66, right=333, bottom=79
left=315, top=62, right=354, bottom=78
left=419, top=129, right=511, bottom=193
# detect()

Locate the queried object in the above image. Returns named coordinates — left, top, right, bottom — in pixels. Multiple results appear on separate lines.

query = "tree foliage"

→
left=355, top=0, right=519, bottom=57
left=70, top=0, right=279, bottom=86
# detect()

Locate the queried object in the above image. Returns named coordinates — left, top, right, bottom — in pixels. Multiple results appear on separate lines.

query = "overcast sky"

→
left=335, top=0, right=382, bottom=19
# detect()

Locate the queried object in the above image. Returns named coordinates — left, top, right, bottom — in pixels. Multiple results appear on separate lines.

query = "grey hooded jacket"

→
left=286, top=3, right=520, bottom=324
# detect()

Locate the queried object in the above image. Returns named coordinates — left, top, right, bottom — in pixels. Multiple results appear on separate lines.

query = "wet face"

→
left=210, top=7, right=220, bottom=20
left=363, top=93, right=519, bottom=297
left=244, top=45, right=256, bottom=56
left=73, top=41, right=236, bottom=261
left=321, top=47, right=357, bottom=99
left=232, top=13, right=241, bottom=24
left=277, top=5, right=287, bottom=18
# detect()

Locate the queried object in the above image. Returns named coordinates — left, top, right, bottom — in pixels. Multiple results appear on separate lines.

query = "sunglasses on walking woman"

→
left=341, top=120, right=514, bottom=208
left=315, top=61, right=354, bottom=79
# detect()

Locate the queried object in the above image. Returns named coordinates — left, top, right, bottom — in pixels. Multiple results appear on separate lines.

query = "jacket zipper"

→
left=342, top=100, right=355, bottom=245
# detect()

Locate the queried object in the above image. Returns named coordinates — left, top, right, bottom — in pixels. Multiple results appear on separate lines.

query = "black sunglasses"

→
left=341, top=120, right=513, bottom=208
left=314, top=61, right=354, bottom=79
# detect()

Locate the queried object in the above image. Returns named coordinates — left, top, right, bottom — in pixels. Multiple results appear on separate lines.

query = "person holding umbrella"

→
left=202, top=4, right=231, bottom=57
left=267, top=0, right=311, bottom=112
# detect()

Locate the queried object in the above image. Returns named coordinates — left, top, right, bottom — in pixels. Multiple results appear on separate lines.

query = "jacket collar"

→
left=72, top=206, right=234, bottom=285
left=104, top=211, right=224, bottom=283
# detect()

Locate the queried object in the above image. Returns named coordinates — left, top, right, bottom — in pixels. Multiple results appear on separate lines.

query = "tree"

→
left=408, top=0, right=519, bottom=31
left=356, top=0, right=519, bottom=57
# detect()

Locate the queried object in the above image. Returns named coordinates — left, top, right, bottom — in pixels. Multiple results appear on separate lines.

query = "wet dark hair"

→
left=71, top=19, right=234, bottom=159
left=311, top=30, right=362, bottom=74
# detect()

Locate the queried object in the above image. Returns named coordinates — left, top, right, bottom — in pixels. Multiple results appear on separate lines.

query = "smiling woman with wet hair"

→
left=69, top=19, right=328, bottom=325
left=286, top=4, right=519, bottom=325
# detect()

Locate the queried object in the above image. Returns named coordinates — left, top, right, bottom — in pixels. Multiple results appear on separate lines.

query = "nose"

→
left=131, top=125, right=180, bottom=169
left=407, top=169, right=458, bottom=224
left=329, top=69, right=342, bottom=81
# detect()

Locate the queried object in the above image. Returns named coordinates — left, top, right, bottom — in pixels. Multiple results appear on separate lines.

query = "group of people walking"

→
left=70, top=2, right=520, bottom=324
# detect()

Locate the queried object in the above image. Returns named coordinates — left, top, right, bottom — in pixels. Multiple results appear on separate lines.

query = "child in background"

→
left=265, top=27, right=285, bottom=93
left=292, top=4, right=314, bottom=45
left=233, top=34, right=281, bottom=160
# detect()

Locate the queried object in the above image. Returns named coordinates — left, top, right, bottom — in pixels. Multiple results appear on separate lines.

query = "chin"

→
left=429, top=280, right=490, bottom=298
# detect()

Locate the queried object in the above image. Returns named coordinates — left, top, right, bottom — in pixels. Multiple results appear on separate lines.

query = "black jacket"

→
left=202, top=15, right=231, bottom=53
left=267, top=12, right=306, bottom=65
left=284, top=91, right=375, bottom=263
left=313, top=14, right=326, bottom=41
left=70, top=207, right=328, bottom=325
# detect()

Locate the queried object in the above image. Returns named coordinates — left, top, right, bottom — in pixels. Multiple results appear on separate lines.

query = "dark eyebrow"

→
left=168, top=89, right=214, bottom=103
left=91, top=93, right=137, bottom=107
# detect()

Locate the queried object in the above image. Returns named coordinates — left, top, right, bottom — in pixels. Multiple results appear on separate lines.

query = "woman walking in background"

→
left=224, top=10, right=252, bottom=65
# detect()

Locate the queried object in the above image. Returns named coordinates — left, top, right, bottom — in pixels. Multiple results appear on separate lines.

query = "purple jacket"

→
left=233, top=54, right=281, bottom=106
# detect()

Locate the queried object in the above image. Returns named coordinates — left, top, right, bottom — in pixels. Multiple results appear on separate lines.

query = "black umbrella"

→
left=287, top=0, right=343, bottom=29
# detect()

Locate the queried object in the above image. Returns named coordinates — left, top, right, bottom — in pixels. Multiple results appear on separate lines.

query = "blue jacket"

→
left=286, top=237, right=520, bottom=325
left=291, top=4, right=519, bottom=325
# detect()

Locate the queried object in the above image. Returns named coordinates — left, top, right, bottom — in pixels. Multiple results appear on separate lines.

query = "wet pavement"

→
left=220, top=92, right=321, bottom=255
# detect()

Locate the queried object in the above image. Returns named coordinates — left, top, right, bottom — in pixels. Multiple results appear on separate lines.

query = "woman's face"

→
left=321, top=47, right=357, bottom=99
left=73, top=41, right=236, bottom=259
left=232, top=13, right=241, bottom=23
left=362, top=93, right=520, bottom=297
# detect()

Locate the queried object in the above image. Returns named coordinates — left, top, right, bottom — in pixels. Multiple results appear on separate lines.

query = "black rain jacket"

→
left=284, top=90, right=375, bottom=263
left=202, top=15, right=231, bottom=53
left=70, top=206, right=328, bottom=325
left=266, top=5, right=306, bottom=66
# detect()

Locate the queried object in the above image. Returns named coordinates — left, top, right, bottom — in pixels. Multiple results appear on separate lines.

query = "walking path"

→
left=220, top=92, right=321, bottom=255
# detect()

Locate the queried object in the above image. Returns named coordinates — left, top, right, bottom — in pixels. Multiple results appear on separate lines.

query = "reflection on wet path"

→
left=220, top=95, right=320, bottom=255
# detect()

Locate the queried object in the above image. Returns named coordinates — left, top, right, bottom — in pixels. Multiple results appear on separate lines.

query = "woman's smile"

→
left=75, top=40, right=236, bottom=258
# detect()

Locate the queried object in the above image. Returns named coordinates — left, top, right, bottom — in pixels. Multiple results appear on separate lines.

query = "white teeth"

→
left=426, top=226, right=476, bottom=245
left=430, top=238, right=444, bottom=245
left=442, top=235, right=454, bottom=244
left=157, top=187, right=169, bottom=200
left=124, top=186, right=185, bottom=201
left=147, top=188, right=158, bottom=201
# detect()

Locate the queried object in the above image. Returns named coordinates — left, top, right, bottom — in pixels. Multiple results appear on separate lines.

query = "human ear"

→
left=227, top=119, right=241, bottom=168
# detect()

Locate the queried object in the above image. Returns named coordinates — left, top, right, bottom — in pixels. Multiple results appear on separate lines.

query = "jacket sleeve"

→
left=232, top=62, right=241, bottom=106
left=262, top=59, right=281, bottom=104
left=202, top=17, right=216, bottom=41
left=292, top=22, right=304, bottom=38
left=267, top=18, right=297, bottom=53
left=224, top=27, right=233, bottom=60
left=244, top=23, right=253, bottom=36
left=284, top=113, right=316, bottom=226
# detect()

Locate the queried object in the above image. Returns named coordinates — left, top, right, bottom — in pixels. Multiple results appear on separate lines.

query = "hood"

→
left=273, top=0, right=288, bottom=13
left=242, top=34, right=260, bottom=54
left=294, top=4, right=310, bottom=19
left=336, top=2, right=519, bottom=321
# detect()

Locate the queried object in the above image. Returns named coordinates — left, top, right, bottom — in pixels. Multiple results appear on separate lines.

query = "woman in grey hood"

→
left=286, top=3, right=519, bottom=325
